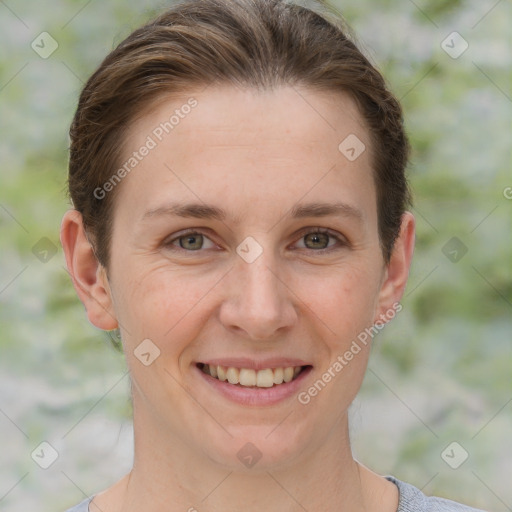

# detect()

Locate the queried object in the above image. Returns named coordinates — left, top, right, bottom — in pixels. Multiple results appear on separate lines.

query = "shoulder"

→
left=62, top=496, right=93, bottom=512
left=386, top=476, right=488, bottom=512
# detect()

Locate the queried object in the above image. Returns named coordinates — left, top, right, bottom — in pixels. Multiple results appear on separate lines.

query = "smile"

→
left=197, top=363, right=309, bottom=388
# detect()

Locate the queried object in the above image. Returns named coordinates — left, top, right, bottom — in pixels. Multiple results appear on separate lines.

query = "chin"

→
left=201, top=423, right=308, bottom=473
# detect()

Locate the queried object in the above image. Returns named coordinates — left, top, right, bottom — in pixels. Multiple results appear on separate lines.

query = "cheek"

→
left=299, top=262, right=382, bottom=340
left=113, top=254, right=383, bottom=363
left=295, top=265, right=381, bottom=413
left=115, top=265, right=223, bottom=353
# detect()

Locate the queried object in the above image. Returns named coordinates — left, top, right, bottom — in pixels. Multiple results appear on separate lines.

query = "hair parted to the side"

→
left=67, top=0, right=411, bottom=271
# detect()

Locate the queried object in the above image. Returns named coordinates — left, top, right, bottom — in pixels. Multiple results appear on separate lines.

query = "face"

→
left=66, top=85, right=413, bottom=472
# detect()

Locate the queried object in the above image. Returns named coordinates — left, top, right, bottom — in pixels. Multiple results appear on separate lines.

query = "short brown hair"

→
left=67, top=0, right=411, bottom=270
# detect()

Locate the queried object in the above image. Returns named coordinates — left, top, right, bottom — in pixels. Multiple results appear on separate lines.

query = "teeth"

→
left=226, top=367, right=239, bottom=385
left=256, top=368, right=274, bottom=388
left=283, top=367, right=294, bottom=383
left=201, top=364, right=304, bottom=388
left=273, top=367, right=284, bottom=384
left=217, top=365, right=227, bottom=381
left=239, top=368, right=256, bottom=386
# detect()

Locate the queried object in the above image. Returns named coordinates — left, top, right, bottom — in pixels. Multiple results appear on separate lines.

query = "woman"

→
left=60, top=0, right=486, bottom=510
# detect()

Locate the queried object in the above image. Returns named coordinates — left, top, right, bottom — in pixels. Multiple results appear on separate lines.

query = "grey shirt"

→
left=63, top=476, right=487, bottom=511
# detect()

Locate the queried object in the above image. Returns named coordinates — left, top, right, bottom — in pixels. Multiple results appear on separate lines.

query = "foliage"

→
left=0, top=0, right=510, bottom=510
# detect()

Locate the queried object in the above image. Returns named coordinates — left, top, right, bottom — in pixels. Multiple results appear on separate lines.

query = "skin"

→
left=61, top=84, right=415, bottom=512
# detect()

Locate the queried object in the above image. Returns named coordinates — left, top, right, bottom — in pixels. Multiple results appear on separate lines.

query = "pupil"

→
left=182, top=234, right=202, bottom=250
left=307, top=232, right=328, bottom=249
left=180, top=233, right=328, bottom=251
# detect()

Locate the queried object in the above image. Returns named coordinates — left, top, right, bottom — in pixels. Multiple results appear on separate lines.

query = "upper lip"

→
left=198, top=358, right=312, bottom=371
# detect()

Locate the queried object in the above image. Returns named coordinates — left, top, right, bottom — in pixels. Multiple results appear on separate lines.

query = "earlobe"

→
left=60, top=209, right=118, bottom=331
left=374, top=212, right=415, bottom=322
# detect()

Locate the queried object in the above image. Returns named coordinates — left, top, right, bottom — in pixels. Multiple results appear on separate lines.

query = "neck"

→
left=94, top=401, right=398, bottom=512
left=109, top=415, right=384, bottom=512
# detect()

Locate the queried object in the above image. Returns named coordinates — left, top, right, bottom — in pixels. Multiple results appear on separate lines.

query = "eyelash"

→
left=163, top=227, right=348, bottom=255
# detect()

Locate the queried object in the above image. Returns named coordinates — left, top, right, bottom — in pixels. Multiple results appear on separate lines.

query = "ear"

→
left=374, top=211, right=415, bottom=322
left=60, top=209, right=118, bottom=331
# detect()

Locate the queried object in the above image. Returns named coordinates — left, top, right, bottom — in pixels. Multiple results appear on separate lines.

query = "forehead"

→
left=125, top=84, right=368, bottom=148
left=113, top=84, right=375, bottom=227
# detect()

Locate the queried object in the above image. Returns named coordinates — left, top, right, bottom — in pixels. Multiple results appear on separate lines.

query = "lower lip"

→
left=195, top=365, right=313, bottom=406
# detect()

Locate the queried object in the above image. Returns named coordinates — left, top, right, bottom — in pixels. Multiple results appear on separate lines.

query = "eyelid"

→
left=292, top=226, right=348, bottom=252
left=163, top=228, right=219, bottom=251
left=163, top=226, right=348, bottom=253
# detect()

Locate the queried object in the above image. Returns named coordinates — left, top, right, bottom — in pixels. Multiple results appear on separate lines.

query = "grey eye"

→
left=303, top=232, right=330, bottom=250
left=178, top=233, right=204, bottom=250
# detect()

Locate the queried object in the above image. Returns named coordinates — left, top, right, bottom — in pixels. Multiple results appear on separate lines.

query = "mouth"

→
left=196, top=362, right=312, bottom=388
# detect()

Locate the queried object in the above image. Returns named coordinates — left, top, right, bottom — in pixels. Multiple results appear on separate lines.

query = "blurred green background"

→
left=0, top=0, right=510, bottom=510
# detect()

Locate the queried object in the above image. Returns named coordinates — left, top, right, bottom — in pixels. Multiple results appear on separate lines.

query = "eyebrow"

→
left=140, top=201, right=364, bottom=224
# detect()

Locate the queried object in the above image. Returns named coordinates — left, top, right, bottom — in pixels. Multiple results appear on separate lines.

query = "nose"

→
left=219, top=248, right=298, bottom=341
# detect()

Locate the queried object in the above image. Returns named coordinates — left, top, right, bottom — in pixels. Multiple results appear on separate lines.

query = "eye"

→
left=163, top=227, right=347, bottom=254
left=164, top=230, right=217, bottom=252
left=293, top=227, right=347, bottom=253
